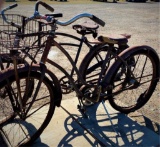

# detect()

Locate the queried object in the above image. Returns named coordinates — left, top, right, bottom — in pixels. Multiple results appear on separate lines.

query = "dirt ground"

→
left=3, top=0, right=160, bottom=133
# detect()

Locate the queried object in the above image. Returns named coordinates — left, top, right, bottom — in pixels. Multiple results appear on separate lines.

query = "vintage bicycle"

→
left=0, top=1, right=159, bottom=146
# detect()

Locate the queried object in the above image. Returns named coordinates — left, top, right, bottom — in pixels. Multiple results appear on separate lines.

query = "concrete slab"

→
left=0, top=97, right=159, bottom=146
left=30, top=97, right=160, bottom=147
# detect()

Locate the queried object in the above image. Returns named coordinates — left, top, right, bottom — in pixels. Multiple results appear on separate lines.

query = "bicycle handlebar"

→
left=35, top=1, right=54, bottom=12
left=1, top=1, right=105, bottom=28
left=8, top=3, right=18, bottom=9
left=56, top=13, right=105, bottom=27
left=0, top=1, right=55, bottom=28
left=92, top=15, right=105, bottom=27
left=1, top=3, right=22, bottom=28
left=56, top=13, right=105, bottom=26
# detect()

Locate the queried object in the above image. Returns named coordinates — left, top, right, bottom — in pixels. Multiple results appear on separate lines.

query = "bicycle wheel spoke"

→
left=25, top=80, right=43, bottom=116
left=95, top=53, right=103, bottom=63
left=25, top=101, right=50, bottom=119
left=86, top=72, right=101, bottom=80
left=132, top=54, right=140, bottom=72
left=86, top=62, right=103, bottom=75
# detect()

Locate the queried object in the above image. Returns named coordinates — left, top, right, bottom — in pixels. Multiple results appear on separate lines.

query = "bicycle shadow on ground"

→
left=57, top=102, right=159, bottom=146
left=128, top=112, right=160, bottom=135
left=0, top=118, right=48, bottom=147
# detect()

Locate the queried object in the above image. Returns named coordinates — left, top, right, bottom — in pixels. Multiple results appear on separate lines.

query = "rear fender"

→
left=101, top=45, right=160, bottom=87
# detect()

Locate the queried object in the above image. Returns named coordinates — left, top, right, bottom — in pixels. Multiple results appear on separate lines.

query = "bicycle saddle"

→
left=98, top=34, right=131, bottom=45
left=73, top=21, right=99, bottom=38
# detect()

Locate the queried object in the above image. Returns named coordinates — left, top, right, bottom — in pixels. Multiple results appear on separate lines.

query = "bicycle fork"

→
left=13, top=58, right=24, bottom=111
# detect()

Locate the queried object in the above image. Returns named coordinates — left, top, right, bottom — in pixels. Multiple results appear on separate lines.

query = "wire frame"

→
left=0, top=14, right=48, bottom=54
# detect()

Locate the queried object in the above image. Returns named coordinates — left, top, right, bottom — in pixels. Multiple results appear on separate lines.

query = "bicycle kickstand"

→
left=101, top=100, right=120, bottom=136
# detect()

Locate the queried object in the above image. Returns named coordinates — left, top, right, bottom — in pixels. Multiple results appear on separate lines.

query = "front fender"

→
left=0, top=64, right=62, bottom=107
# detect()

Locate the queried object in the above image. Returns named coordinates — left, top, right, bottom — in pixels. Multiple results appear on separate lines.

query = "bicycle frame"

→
left=42, top=33, right=92, bottom=97
left=38, top=30, right=120, bottom=99
left=54, top=32, right=93, bottom=78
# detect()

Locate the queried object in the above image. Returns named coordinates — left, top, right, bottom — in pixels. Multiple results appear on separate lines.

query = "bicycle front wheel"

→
left=105, top=46, right=159, bottom=113
left=0, top=71, right=55, bottom=146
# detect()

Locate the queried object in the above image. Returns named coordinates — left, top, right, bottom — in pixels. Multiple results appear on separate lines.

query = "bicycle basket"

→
left=0, top=14, right=48, bottom=55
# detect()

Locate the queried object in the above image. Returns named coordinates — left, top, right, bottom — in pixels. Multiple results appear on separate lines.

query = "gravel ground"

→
left=3, top=0, right=160, bottom=132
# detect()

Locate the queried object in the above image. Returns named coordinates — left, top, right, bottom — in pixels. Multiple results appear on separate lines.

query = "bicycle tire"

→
left=105, top=46, right=159, bottom=113
left=0, top=70, right=56, bottom=146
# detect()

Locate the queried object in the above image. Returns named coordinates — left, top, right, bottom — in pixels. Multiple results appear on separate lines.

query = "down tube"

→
left=51, top=39, right=89, bottom=86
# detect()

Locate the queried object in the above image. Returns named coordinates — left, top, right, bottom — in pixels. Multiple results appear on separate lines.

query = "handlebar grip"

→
left=35, top=1, right=54, bottom=12
left=91, top=15, right=105, bottom=27
left=1, top=3, right=21, bottom=28
left=45, top=13, right=63, bottom=18
left=8, top=3, right=18, bottom=9
left=41, top=1, right=54, bottom=12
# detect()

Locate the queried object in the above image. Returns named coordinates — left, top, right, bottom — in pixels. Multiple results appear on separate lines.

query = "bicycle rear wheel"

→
left=105, top=46, right=159, bottom=113
left=0, top=71, right=55, bottom=146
